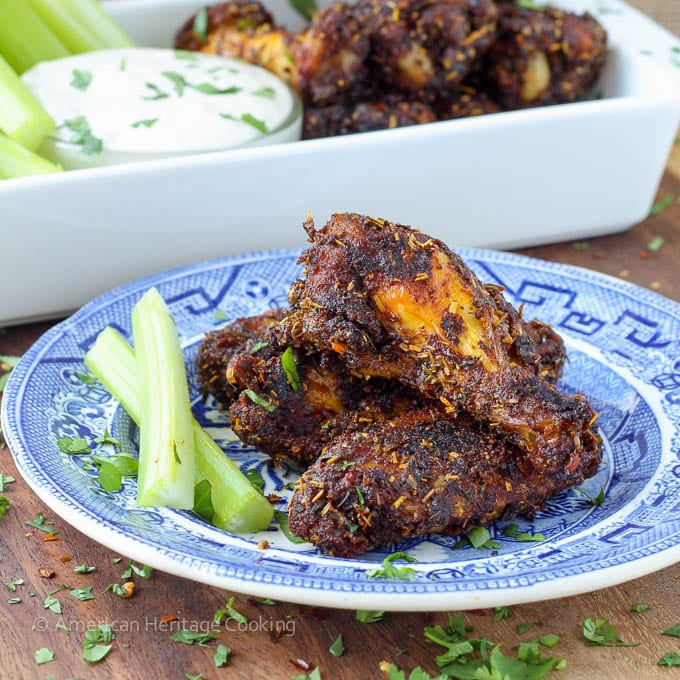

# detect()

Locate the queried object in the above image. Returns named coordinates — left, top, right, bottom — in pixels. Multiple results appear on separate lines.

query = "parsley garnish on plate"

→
left=131, top=118, right=159, bottom=129
left=366, top=552, right=417, bottom=581
left=281, top=347, right=301, bottom=391
left=193, top=6, right=209, bottom=42
left=289, top=0, right=318, bottom=21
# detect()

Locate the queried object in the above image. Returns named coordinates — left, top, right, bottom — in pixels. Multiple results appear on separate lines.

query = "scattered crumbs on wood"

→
left=38, top=568, right=55, bottom=579
left=618, top=269, right=629, bottom=278
left=650, top=281, right=662, bottom=290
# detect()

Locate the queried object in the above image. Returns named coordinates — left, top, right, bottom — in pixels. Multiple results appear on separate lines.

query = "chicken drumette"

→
left=275, top=213, right=598, bottom=476
left=288, top=404, right=601, bottom=557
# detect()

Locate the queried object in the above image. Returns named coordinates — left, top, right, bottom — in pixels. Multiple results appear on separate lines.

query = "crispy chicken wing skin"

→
left=485, top=5, right=607, bottom=108
left=288, top=404, right=601, bottom=556
left=227, top=345, right=422, bottom=462
left=174, top=1, right=301, bottom=89
left=196, top=309, right=287, bottom=408
left=276, top=213, right=598, bottom=475
left=303, top=98, right=437, bottom=139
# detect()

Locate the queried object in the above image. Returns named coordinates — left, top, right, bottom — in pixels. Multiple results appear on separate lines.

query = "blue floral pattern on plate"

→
left=3, top=247, right=679, bottom=610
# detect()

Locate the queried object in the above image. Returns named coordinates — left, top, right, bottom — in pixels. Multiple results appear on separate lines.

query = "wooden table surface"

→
left=2, top=8, right=680, bottom=680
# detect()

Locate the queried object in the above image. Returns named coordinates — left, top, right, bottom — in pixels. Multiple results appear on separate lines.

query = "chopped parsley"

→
left=329, top=633, right=345, bottom=657
left=366, top=552, right=417, bottom=581
left=516, top=0, right=548, bottom=9
left=582, top=617, right=639, bottom=647
left=502, top=523, right=545, bottom=542
left=60, top=116, right=103, bottom=155
left=214, top=644, right=231, bottom=667
left=250, top=340, right=268, bottom=353
left=142, top=82, right=170, bottom=100
left=0, top=496, right=9, bottom=522
left=492, top=606, right=511, bottom=622
left=517, top=622, right=534, bottom=634
left=244, top=388, right=276, bottom=412
left=253, top=86, right=276, bottom=99
left=574, top=486, right=606, bottom=506
left=193, top=478, right=214, bottom=522
left=170, top=629, right=219, bottom=646
left=650, top=193, right=674, bottom=216
left=69, top=586, right=95, bottom=601
left=82, top=624, right=115, bottom=663
left=0, top=471, right=15, bottom=492
left=630, top=603, right=650, bottom=613
left=220, top=112, right=269, bottom=133
left=57, top=435, right=90, bottom=454
left=356, top=609, right=385, bottom=623
left=162, top=71, right=189, bottom=96
left=417, top=613, right=565, bottom=678
left=73, top=564, right=97, bottom=574
left=662, top=623, right=680, bottom=637
left=193, top=6, right=209, bottom=42
left=647, top=235, right=665, bottom=252
left=292, top=669, right=322, bottom=680
left=194, top=83, right=240, bottom=95
left=97, top=459, right=123, bottom=492
left=275, top=511, right=305, bottom=546
left=25, top=512, right=58, bottom=535
left=289, top=0, right=318, bottom=21
left=70, top=69, right=93, bottom=92
left=131, top=118, right=159, bottom=129
left=34, top=647, right=55, bottom=665
left=214, top=596, right=248, bottom=625
left=0, top=355, right=19, bottom=392
left=246, top=468, right=266, bottom=493
left=659, top=652, right=680, bottom=667
left=281, top=346, right=301, bottom=391
left=456, top=525, right=499, bottom=550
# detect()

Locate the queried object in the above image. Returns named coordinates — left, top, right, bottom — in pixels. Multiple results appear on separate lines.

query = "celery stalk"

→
left=26, top=0, right=104, bottom=53
left=85, top=324, right=274, bottom=532
left=0, top=54, right=55, bottom=152
left=0, top=0, right=68, bottom=74
left=49, top=0, right=134, bottom=50
left=0, top=131, right=62, bottom=178
left=132, top=287, right=195, bottom=509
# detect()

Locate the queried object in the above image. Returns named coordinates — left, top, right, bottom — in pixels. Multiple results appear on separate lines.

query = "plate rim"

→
left=3, top=245, right=680, bottom=611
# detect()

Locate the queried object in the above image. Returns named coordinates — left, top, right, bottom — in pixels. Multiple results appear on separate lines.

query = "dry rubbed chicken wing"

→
left=303, top=97, right=437, bottom=139
left=276, top=213, right=598, bottom=476
left=484, top=4, right=607, bottom=108
left=196, top=308, right=287, bottom=408
left=288, top=404, right=601, bottom=557
left=175, top=0, right=301, bottom=90
left=228, top=346, right=422, bottom=462
left=196, top=301, right=564, bottom=462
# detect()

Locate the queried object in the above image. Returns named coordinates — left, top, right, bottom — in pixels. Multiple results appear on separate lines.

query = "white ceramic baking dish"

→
left=1, top=0, right=679, bottom=326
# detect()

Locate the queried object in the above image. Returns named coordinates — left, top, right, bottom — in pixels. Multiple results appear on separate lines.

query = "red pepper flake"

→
left=639, top=250, right=651, bottom=260
left=58, top=556, right=71, bottom=563
left=160, top=615, right=179, bottom=624
left=591, top=251, right=607, bottom=261
left=42, top=533, right=60, bottom=542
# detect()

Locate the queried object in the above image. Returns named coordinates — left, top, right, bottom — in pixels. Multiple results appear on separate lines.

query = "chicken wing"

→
left=484, top=5, right=607, bottom=108
left=288, top=404, right=601, bottom=556
left=276, top=213, right=598, bottom=476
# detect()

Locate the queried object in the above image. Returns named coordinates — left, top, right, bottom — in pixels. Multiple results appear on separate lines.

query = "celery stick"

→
left=0, top=54, right=55, bottom=152
left=132, top=288, right=195, bottom=509
left=0, top=132, right=62, bottom=178
left=52, top=0, right=134, bottom=49
left=84, top=327, right=274, bottom=532
left=0, top=0, right=68, bottom=74
left=26, top=0, right=103, bottom=53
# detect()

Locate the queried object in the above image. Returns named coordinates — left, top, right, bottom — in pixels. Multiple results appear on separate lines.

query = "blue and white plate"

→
left=3, top=248, right=680, bottom=610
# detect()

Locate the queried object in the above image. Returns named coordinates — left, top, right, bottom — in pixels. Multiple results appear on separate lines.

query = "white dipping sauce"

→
left=22, top=47, right=301, bottom=169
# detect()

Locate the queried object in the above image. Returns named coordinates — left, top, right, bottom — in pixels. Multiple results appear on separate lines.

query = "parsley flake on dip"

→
left=21, top=47, right=302, bottom=170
